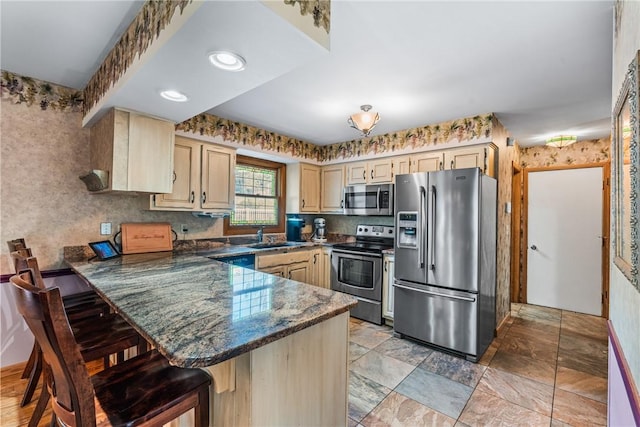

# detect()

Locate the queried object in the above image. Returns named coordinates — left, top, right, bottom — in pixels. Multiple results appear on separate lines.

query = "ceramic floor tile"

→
left=419, top=351, right=487, bottom=387
left=476, top=366, right=554, bottom=416
left=373, top=337, right=434, bottom=366
left=499, top=333, right=559, bottom=362
left=557, top=332, right=608, bottom=379
left=560, top=311, right=607, bottom=342
left=395, top=366, right=473, bottom=419
left=348, top=417, right=360, bottom=427
left=458, top=389, right=551, bottom=427
left=552, top=388, right=607, bottom=426
left=350, top=324, right=393, bottom=349
left=508, top=320, right=561, bottom=343
left=555, top=366, right=608, bottom=403
left=350, top=342, right=370, bottom=363
left=361, top=391, right=456, bottom=427
left=477, top=339, right=500, bottom=366
left=489, top=349, right=556, bottom=386
left=350, top=350, right=415, bottom=390
left=550, top=419, right=572, bottom=427
left=518, top=304, right=562, bottom=322
left=348, top=370, right=392, bottom=422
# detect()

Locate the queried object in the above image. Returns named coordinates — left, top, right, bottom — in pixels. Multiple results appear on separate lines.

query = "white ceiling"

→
left=0, top=1, right=614, bottom=148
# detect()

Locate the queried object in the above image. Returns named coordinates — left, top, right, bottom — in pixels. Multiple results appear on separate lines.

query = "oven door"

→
left=330, top=249, right=382, bottom=301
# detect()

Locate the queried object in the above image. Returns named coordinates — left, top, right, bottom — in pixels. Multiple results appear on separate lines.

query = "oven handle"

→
left=332, top=249, right=383, bottom=259
left=393, top=283, right=476, bottom=302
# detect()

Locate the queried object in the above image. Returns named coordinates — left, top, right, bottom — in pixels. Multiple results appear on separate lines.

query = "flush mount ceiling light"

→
left=160, top=90, right=188, bottom=102
left=546, top=135, right=577, bottom=148
left=348, top=104, right=380, bottom=137
left=208, top=51, right=246, bottom=72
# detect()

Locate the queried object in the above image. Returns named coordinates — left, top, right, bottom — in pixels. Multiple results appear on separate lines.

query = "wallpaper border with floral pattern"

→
left=83, top=0, right=192, bottom=116
left=285, top=0, right=331, bottom=34
left=1, top=71, right=83, bottom=112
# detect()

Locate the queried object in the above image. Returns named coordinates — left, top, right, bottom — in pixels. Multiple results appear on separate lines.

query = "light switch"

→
left=100, top=222, right=112, bottom=235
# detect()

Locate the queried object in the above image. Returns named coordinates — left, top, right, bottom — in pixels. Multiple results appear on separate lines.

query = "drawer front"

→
left=257, top=249, right=310, bottom=269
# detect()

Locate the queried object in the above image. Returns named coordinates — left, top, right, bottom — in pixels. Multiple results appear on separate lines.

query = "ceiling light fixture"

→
left=545, top=135, right=577, bottom=148
left=208, top=51, right=246, bottom=72
left=348, top=104, right=380, bottom=137
left=160, top=90, right=188, bottom=102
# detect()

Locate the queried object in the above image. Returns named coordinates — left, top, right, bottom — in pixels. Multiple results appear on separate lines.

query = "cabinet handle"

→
left=190, top=191, right=195, bottom=203
left=202, top=192, right=206, bottom=203
left=370, top=170, right=373, bottom=179
left=288, top=272, right=291, bottom=279
left=384, top=261, right=388, bottom=272
left=439, top=161, right=443, bottom=170
left=362, top=171, right=366, bottom=180
left=340, top=200, right=344, bottom=208
left=172, top=171, right=177, bottom=183
left=313, top=254, right=318, bottom=264
left=451, top=160, right=454, bottom=169
left=302, top=199, right=305, bottom=208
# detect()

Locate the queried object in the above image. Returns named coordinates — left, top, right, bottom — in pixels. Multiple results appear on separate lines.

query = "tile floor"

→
left=347, top=303, right=608, bottom=427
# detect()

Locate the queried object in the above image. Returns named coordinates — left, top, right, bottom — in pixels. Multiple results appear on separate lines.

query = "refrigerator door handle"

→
left=419, top=186, right=426, bottom=268
left=376, top=187, right=381, bottom=212
left=429, top=185, right=436, bottom=270
left=393, top=283, right=476, bottom=302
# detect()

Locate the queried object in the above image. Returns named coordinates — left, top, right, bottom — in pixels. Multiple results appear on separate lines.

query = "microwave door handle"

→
left=430, top=185, right=436, bottom=270
left=419, top=186, right=426, bottom=268
left=376, top=187, right=381, bottom=212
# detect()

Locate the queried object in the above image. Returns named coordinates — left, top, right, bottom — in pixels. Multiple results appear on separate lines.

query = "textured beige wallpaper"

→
left=520, top=138, right=610, bottom=168
left=0, top=102, right=223, bottom=272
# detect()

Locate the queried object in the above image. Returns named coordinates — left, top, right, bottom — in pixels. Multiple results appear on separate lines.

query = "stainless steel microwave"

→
left=343, top=184, right=394, bottom=216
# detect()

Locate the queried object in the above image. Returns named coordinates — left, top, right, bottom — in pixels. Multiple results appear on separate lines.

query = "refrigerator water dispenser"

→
left=396, top=211, right=418, bottom=248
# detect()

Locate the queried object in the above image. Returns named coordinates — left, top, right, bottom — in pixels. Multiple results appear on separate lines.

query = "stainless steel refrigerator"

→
left=393, top=167, right=496, bottom=362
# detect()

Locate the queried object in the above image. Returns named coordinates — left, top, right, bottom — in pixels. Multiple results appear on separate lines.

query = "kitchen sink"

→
left=247, top=242, right=300, bottom=249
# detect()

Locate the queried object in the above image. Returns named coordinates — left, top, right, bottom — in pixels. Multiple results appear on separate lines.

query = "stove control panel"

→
left=356, top=224, right=395, bottom=239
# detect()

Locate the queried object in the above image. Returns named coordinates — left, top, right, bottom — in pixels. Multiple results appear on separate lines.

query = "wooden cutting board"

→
left=120, top=222, right=173, bottom=254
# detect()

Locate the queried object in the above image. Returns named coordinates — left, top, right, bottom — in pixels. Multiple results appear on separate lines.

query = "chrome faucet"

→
left=257, top=226, right=264, bottom=243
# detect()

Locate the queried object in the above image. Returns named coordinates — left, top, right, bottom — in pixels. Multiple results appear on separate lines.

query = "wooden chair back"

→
left=7, top=238, right=27, bottom=252
left=9, top=271, right=96, bottom=426
left=10, top=251, right=45, bottom=288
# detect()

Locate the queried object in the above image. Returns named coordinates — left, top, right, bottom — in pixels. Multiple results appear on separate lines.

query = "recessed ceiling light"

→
left=160, top=90, right=188, bottom=102
left=208, top=51, right=246, bottom=72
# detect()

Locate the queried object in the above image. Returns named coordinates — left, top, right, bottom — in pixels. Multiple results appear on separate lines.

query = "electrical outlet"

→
left=100, top=222, right=112, bottom=235
left=181, top=224, right=188, bottom=233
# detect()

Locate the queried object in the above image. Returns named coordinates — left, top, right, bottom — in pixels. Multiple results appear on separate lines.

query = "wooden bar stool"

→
left=10, top=271, right=211, bottom=427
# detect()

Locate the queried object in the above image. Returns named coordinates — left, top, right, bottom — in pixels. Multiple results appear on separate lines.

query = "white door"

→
left=526, top=167, right=603, bottom=316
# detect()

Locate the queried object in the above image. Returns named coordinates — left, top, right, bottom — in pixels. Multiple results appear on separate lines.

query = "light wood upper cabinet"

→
left=321, top=165, right=344, bottom=213
left=444, top=144, right=497, bottom=177
left=393, top=156, right=411, bottom=178
left=346, top=158, right=394, bottom=185
left=151, top=136, right=235, bottom=212
left=410, top=152, right=443, bottom=173
left=89, top=108, right=175, bottom=193
left=286, top=163, right=321, bottom=213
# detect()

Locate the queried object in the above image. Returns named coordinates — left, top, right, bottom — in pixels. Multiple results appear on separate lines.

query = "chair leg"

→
left=194, top=386, right=210, bottom=427
left=21, top=343, right=38, bottom=379
left=27, top=379, right=50, bottom=427
left=20, top=349, right=42, bottom=407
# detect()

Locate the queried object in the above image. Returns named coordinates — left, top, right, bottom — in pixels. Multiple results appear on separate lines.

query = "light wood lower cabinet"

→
left=256, top=247, right=330, bottom=288
left=382, top=254, right=395, bottom=321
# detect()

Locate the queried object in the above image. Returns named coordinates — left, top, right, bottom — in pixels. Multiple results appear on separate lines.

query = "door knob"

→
left=530, top=245, right=537, bottom=250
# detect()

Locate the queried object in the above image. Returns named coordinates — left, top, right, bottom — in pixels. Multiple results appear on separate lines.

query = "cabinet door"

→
left=201, top=145, right=236, bottom=210
left=126, top=112, right=175, bottom=193
left=393, top=156, right=411, bottom=177
left=321, top=247, right=332, bottom=289
left=444, top=146, right=485, bottom=172
left=321, top=165, right=344, bottom=212
left=288, top=261, right=310, bottom=283
left=369, top=159, right=394, bottom=183
left=346, top=162, right=368, bottom=185
left=411, top=152, right=443, bottom=173
left=260, top=265, right=286, bottom=278
left=308, top=248, right=322, bottom=286
left=300, top=164, right=321, bottom=212
left=382, top=255, right=395, bottom=320
left=153, top=137, right=199, bottom=209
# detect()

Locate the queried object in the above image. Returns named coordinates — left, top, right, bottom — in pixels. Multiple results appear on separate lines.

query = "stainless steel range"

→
left=331, top=225, right=395, bottom=325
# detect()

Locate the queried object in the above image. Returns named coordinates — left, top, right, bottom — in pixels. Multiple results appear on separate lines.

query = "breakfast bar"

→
left=66, top=251, right=356, bottom=426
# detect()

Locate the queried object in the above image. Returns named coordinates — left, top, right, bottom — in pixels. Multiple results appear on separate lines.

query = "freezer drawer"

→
left=393, top=281, right=478, bottom=358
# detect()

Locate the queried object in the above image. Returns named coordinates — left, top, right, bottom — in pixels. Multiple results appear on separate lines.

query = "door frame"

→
left=510, top=162, right=523, bottom=303
left=521, top=162, right=610, bottom=318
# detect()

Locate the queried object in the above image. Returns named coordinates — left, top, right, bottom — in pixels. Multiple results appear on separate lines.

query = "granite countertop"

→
left=66, top=252, right=356, bottom=368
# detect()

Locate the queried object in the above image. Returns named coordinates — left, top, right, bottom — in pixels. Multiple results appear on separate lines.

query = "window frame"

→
left=224, top=155, right=286, bottom=236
